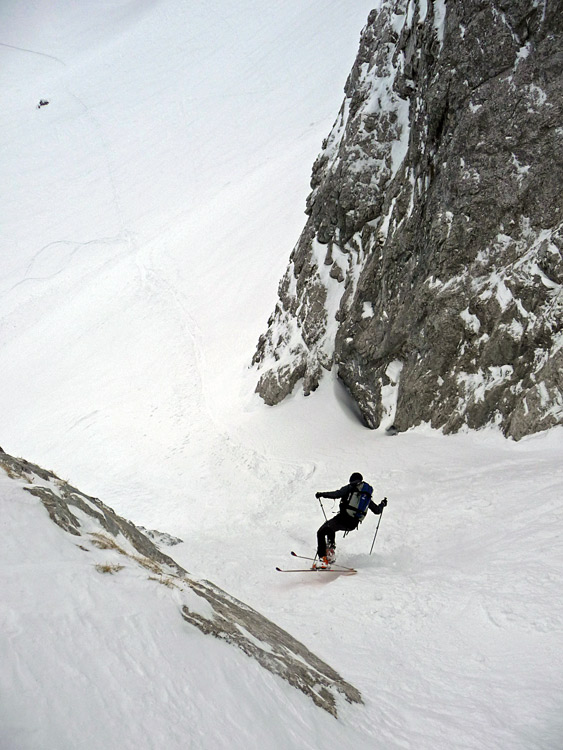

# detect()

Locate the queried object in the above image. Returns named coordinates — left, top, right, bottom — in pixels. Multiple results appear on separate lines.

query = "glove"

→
left=381, top=497, right=387, bottom=508
left=315, top=492, right=322, bottom=499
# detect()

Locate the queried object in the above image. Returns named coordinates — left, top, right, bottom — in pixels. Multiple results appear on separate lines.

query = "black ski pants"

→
left=317, top=513, right=358, bottom=557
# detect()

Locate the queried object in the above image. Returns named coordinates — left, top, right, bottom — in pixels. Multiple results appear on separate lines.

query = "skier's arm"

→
left=315, top=485, right=350, bottom=500
left=369, top=497, right=387, bottom=514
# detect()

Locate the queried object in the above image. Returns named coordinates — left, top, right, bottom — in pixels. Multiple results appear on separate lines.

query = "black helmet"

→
left=349, top=472, right=363, bottom=483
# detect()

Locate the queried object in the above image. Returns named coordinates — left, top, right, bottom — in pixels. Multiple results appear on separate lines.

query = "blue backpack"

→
left=345, top=482, right=373, bottom=522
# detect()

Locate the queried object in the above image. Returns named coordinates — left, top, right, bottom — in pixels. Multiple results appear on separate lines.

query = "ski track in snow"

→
left=1, top=1, right=563, bottom=748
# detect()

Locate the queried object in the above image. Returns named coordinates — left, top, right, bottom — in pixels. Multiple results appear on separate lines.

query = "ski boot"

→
left=313, top=555, right=330, bottom=570
left=326, top=545, right=336, bottom=564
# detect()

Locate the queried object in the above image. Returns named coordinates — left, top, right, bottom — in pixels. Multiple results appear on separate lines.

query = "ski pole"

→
left=369, top=498, right=387, bottom=555
left=318, top=496, right=328, bottom=521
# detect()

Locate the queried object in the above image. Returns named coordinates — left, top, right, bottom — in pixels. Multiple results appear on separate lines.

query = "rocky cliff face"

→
left=253, top=0, right=563, bottom=439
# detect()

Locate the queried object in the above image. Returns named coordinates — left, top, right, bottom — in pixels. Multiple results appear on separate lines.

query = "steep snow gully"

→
left=1, top=1, right=563, bottom=749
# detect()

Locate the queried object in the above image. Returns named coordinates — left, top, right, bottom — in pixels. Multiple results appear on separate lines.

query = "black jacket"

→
left=317, top=482, right=385, bottom=515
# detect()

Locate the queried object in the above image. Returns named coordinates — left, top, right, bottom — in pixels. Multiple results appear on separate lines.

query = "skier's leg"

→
left=329, top=515, right=357, bottom=550
left=317, top=521, right=330, bottom=557
left=319, top=517, right=342, bottom=556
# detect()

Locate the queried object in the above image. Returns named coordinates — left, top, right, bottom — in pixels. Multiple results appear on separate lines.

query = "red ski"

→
left=276, top=551, right=357, bottom=574
left=276, top=566, right=357, bottom=574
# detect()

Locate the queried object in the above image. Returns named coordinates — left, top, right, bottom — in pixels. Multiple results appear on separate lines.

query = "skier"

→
left=314, top=472, right=387, bottom=568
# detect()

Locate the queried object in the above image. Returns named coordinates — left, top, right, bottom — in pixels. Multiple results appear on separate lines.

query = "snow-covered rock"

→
left=0, top=448, right=361, bottom=719
left=135, top=525, right=184, bottom=546
left=253, top=0, right=563, bottom=439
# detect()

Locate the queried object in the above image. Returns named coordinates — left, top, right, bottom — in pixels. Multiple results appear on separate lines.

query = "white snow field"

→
left=1, top=1, right=563, bottom=749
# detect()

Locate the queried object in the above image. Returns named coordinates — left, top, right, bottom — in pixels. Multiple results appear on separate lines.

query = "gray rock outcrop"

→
left=0, top=450, right=361, bottom=716
left=253, top=0, right=563, bottom=439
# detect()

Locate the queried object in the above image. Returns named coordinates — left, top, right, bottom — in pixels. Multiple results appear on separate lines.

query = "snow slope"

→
left=1, top=1, right=563, bottom=748
left=1, top=466, right=366, bottom=750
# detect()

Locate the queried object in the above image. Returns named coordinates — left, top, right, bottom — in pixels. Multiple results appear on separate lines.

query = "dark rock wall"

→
left=253, top=0, right=563, bottom=438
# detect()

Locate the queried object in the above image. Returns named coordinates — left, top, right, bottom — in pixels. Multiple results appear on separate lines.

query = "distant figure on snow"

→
left=315, top=472, right=387, bottom=568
